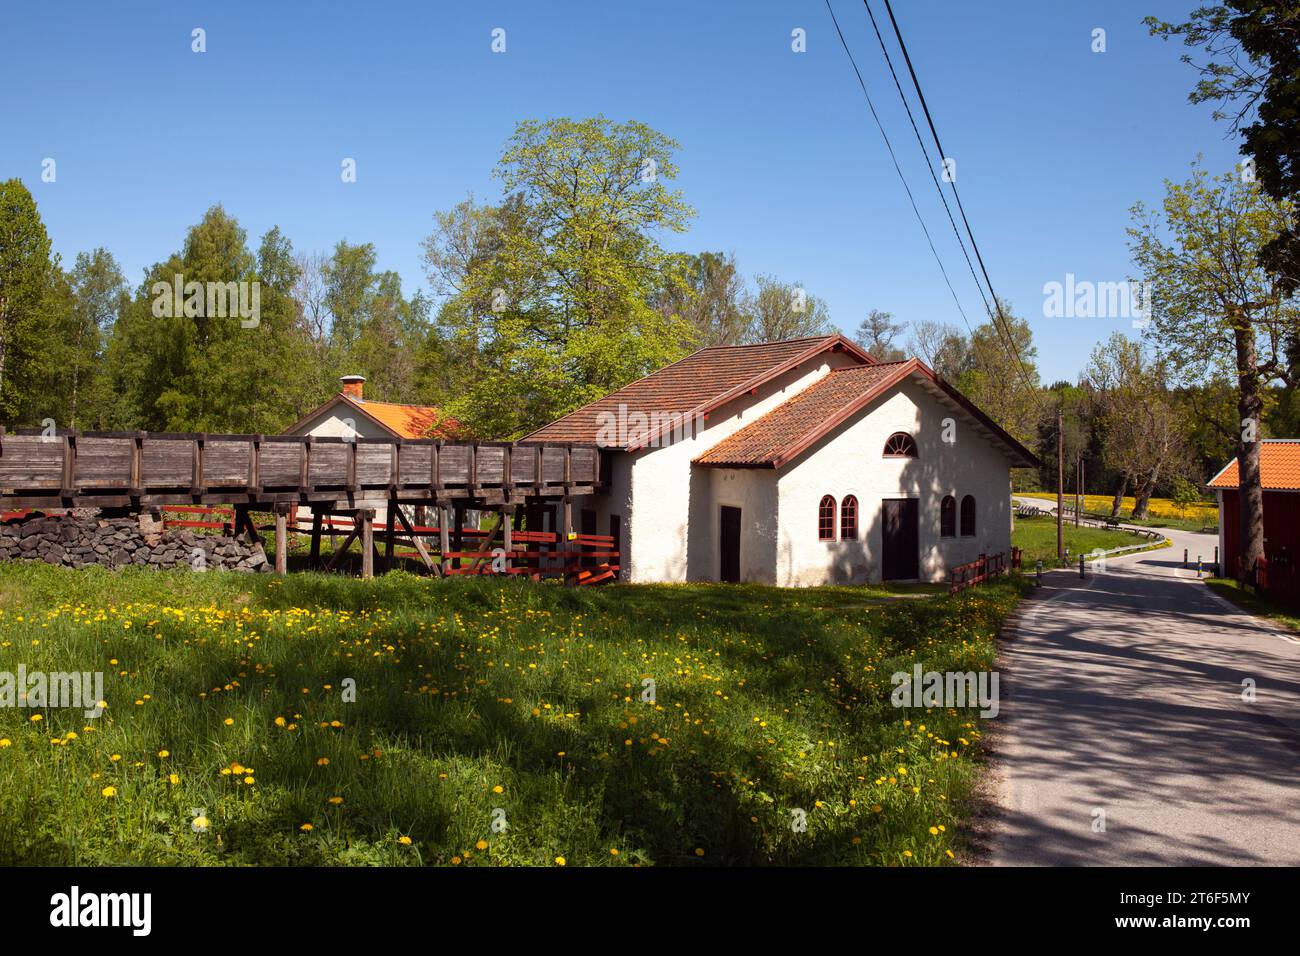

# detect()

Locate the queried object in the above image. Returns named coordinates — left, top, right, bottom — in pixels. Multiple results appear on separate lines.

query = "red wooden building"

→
left=1208, top=440, right=1300, bottom=604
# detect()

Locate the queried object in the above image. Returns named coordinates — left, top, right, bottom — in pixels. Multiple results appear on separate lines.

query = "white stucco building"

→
left=525, top=335, right=1038, bottom=585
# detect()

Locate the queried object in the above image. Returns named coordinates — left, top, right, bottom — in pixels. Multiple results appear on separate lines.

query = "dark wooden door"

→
left=881, top=498, right=919, bottom=580
left=719, top=506, right=742, bottom=582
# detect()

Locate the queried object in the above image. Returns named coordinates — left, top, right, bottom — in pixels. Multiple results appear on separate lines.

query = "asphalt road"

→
left=985, top=516, right=1300, bottom=866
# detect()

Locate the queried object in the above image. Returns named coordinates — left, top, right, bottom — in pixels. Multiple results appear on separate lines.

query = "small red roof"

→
left=1207, top=440, right=1300, bottom=491
left=286, top=393, right=462, bottom=440
left=522, top=335, right=875, bottom=448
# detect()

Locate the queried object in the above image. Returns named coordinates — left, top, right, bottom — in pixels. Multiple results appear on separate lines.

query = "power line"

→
left=877, top=0, right=1043, bottom=409
left=821, top=0, right=977, bottom=337
left=858, top=0, right=992, bottom=322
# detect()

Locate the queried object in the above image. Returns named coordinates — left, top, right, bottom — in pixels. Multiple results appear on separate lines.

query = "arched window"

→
left=818, top=495, right=836, bottom=540
left=883, top=432, right=917, bottom=458
left=940, top=495, right=956, bottom=538
left=840, top=495, right=858, bottom=540
left=960, top=495, right=976, bottom=536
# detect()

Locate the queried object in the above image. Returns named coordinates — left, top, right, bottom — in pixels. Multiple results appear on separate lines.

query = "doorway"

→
left=720, top=506, right=741, bottom=582
left=881, top=498, right=919, bottom=580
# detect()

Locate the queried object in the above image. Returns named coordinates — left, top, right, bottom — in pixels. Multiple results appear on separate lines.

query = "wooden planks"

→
left=0, top=430, right=602, bottom=506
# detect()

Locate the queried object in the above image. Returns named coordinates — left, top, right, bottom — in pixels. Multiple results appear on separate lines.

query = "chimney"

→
left=340, top=375, right=365, bottom=401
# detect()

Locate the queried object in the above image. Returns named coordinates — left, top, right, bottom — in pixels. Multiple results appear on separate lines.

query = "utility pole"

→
left=1057, top=408, right=1064, bottom=560
left=1075, top=455, right=1081, bottom=528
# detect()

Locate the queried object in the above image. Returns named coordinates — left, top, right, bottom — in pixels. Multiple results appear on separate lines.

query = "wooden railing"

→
left=0, top=429, right=601, bottom=508
left=949, top=551, right=1008, bottom=595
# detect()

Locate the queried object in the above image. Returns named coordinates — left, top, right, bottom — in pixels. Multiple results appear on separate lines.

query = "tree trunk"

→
left=1233, top=322, right=1266, bottom=585
left=1132, top=466, right=1159, bottom=520
left=1110, top=475, right=1128, bottom=518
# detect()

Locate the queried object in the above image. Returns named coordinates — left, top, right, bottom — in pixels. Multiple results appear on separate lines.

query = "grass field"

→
left=1012, top=514, right=1161, bottom=567
left=0, top=563, right=1027, bottom=867
left=1017, top=492, right=1216, bottom=533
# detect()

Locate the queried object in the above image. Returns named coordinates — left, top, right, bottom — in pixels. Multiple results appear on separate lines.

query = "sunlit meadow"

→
left=0, top=564, right=1027, bottom=866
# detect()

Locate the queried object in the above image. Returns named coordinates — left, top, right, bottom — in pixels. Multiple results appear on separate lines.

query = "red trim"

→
left=818, top=495, right=836, bottom=540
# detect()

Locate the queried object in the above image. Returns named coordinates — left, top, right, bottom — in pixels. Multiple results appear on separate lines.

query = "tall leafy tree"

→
left=1129, top=164, right=1299, bottom=578
left=424, top=117, right=696, bottom=437
left=953, top=301, right=1041, bottom=446
left=1147, top=2, right=1300, bottom=291
left=741, top=274, right=832, bottom=344
left=654, top=251, right=749, bottom=348
left=0, top=179, right=54, bottom=422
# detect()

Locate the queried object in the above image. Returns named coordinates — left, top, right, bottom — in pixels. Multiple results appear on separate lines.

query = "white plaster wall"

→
left=290, top=405, right=390, bottom=440
left=620, top=350, right=860, bottom=583
left=774, top=378, right=1014, bottom=586
left=696, top=467, right=779, bottom=583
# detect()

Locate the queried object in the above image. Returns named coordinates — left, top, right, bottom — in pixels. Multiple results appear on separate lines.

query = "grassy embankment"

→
left=0, top=563, right=1027, bottom=866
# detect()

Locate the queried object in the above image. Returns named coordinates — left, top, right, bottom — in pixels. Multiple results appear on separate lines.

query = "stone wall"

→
left=0, top=511, right=270, bottom=572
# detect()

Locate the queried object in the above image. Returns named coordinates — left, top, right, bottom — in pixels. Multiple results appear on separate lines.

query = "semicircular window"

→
left=883, top=432, right=917, bottom=458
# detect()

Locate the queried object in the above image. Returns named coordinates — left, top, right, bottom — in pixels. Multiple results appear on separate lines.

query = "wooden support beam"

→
left=309, top=512, right=323, bottom=567
left=439, top=503, right=451, bottom=576
left=560, top=495, right=574, bottom=587
left=274, top=506, right=288, bottom=576
left=453, top=505, right=464, bottom=570
left=360, top=509, right=375, bottom=580
left=394, top=505, right=437, bottom=574
left=384, top=500, right=396, bottom=573
left=61, top=433, right=77, bottom=498
left=501, top=505, right=514, bottom=568
left=323, top=524, right=359, bottom=573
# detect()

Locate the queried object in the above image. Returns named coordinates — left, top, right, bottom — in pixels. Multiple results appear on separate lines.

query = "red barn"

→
left=1208, top=440, right=1300, bottom=604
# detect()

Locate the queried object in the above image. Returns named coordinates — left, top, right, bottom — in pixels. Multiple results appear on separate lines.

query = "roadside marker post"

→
left=1036, top=559, right=1043, bottom=586
left=1079, top=554, right=1085, bottom=579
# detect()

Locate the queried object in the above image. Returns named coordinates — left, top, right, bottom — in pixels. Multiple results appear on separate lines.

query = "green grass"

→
left=0, top=562, right=1026, bottom=867
left=1204, top=578, right=1300, bottom=633
left=1012, top=515, right=1160, bottom=568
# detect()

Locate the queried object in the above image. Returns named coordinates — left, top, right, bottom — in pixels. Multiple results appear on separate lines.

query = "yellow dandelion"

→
left=554, top=856, right=566, bottom=866
left=158, top=749, right=169, bottom=758
left=223, top=718, right=233, bottom=726
left=299, top=823, right=313, bottom=832
left=492, top=785, right=503, bottom=794
left=475, top=839, right=488, bottom=851
left=398, top=836, right=412, bottom=846
left=101, top=786, right=118, bottom=798
left=168, top=773, right=180, bottom=785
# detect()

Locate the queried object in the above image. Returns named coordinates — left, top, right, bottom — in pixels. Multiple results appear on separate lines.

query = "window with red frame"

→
left=840, top=495, right=858, bottom=539
left=883, top=432, right=917, bottom=457
left=818, top=495, right=836, bottom=540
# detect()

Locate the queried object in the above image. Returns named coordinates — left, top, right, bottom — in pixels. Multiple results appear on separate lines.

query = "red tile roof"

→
left=695, top=358, right=1040, bottom=469
left=522, top=335, right=874, bottom=447
left=696, top=363, right=909, bottom=465
left=1207, top=440, right=1300, bottom=491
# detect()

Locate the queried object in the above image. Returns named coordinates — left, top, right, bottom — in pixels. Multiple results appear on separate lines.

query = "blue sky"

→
left=0, top=0, right=1239, bottom=384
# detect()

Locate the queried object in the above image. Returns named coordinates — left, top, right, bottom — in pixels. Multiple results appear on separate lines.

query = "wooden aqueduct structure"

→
left=0, top=429, right=617, bottom=584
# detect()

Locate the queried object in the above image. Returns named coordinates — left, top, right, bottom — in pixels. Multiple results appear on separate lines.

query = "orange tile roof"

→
left=523, top=335, right=874, bottom=447
left=337, top=394, right=462, bottom=440
left=1207, top=440, right=1300, bottom=491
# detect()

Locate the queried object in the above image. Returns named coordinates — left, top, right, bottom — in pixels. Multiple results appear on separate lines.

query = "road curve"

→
left=983, top=520, right=1300, bottom=866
